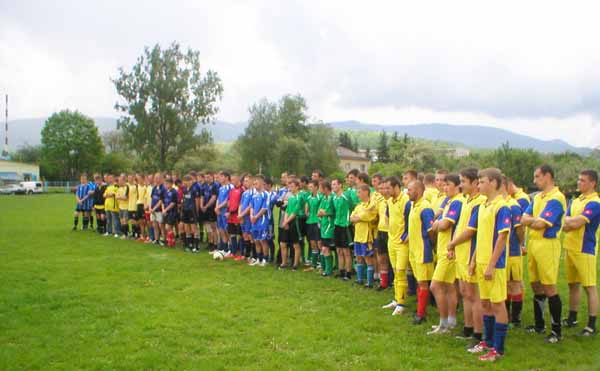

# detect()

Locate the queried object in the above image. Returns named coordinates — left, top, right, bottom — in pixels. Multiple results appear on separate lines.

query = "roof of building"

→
left=337, top=146, right=369, bottom=161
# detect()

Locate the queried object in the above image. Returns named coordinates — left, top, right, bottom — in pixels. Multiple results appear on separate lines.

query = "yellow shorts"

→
left=432, top=255, right=456, bottom=283
left=507, top=256, right=523, bottom=282
left=528, top=238, right=561, bottom=285
left=389, top=243, right=409, bottom=272
left=409, top=259, right=434, bottom=282
left=566, top=249, right=597, bottom=287
left=477, top=264, right=507, bottom=303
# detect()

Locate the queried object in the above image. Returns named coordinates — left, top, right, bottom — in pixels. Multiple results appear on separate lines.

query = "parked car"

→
left=0, top=184, right=26, bottom=195
left=19, top=181, right=44, bottom=194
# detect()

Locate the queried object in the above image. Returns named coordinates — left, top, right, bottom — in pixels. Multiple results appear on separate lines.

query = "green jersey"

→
left=297, top=189, right=309, bottom=217
left=306, top=193, right=322, bottom=224
left=318, top=193, right=335, bottom=239
left=333, top=192, right=351, bottom=227
left=344, top=187, right=360, bottom=212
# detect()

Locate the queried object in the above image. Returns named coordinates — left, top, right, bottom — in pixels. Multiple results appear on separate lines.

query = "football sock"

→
left=417, top=287, right=429, bottom=318
left=183, top=234, right=189, bottom=248
left=473, top=332, right=482, bottom=341
left=505, top=296, right=511, bottom=314
left=394, top=270, right=408, bottom=306
left=193, top=236, right=199, bottom=250
left=230, top=236, right=238, bottom=255
left=448, top=316, right=457, bottom=328
left=380, top=271, right=389, bottom=288
left=323, top=255, right=331, bottom=274
left=355, top=263, right=364, bottom=282
left=121, top=224, right=128, bottom=237
left=483, top=315, right=496, bottom=345
left=89, top=215, right=94, bottom=228
left=568, top=310, right=578, bottom=324
left=407, top=272, right=417, bottom=295
left=366, top=265, right=374, bottom=286
left=588, top=316, right=597, bottom=331
left=511, top=293, right=523, bottom=323
left=463, top=326, right=474, bottom=338
left=548, top=294, right=562, bottom=336
left=311, top=250, right=318, bottom=268
left=82, top=216, right=89, bottom=229
left=533, top=294, right=547, bottom=329
left=494, top=322, right=508, bottom=354
left=73, top=216, right=79, bottom=228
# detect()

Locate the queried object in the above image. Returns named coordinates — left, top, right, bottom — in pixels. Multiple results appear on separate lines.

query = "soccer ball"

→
left=213, top=251, right=224, bottom=261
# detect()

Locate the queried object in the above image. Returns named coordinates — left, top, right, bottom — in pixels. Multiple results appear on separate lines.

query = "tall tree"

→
left=376, top=131, right=390, bottom=163
left=113, top=42, right=223, bottom=170
left=306, top=123, right=339, bottom=175
left=338, top=132, right=354, bottom=149
left=237, top=99, right=279, bottom=175
left=13, top=144, right=42, bottom=164
left=40, top=110, right=104, bottom=180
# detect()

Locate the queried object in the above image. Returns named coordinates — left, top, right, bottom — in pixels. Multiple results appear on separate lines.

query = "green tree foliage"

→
left=99, top=152, right=133, bottom=175
left=338, top=131, right=354, bottom=150
left=173, top=128, right=220, bottom=173
left=113, top=42, right=223, bottom=171
left=236, top=95, right=339, bottom=177
left=40, top=110, right=104, bottom=180
left=13, top=144, right=42, bottom=164
left=376, top=131, right=390, bottom=163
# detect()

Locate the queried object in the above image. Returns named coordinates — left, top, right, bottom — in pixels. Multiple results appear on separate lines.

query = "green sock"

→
left=311, top=251, right=318, bottom=268
left=325, top=255, right=333, bottom=274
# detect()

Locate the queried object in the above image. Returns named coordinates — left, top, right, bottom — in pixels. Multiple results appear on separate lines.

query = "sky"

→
left=2, top=0, right=600, bottom=147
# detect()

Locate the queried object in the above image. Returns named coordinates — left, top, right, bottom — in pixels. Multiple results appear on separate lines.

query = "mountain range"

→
left=3, top=117, right=592, bottom=155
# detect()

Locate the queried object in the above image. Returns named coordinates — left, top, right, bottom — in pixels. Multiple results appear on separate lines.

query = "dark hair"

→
left=478, top=168, right=503, bottom=190
left=385, top=176, right=402, bottom=188
left=358, top=184, right=371, bottom=194
left=581, top=169, right=598, bottom=184
left=309, top=180, right=319, bottom=188
left=166, top=178, right=174, bottom=184
left=265, top=177, right=273, bottom=186
left=536, top=164, right=555, bottom=179
left=372, top=173, right=384, bottom=181
left=312, top=169, right=324, bottom=178
left=424, top=173, right=435, bottom=184
left=300, top=175, right=310, bottom=184
left=183, top=175, right=193, bottom=181
left=446, top=173, right=460, bottom=186
left=255, top=174, right=265, bottom=182
left=347, top=169, right=359, bottom=177
left=331, top=178, right=343, bottom=186
left=189, top=171, right=197, bottom=177
left=358, top=172, right=370, bottom=184
left=288, top=178, right=300, bottom=186
left=436, top=169, right=449, bottom=175
left=404, top=170, right=418, bottom=179
left=175, top=179, right=182, bottom=186
left=220, top=171, right=231, bottom=180
left=320, top=180, right=332, bottom=191
left=460, top=168, right=479, bottom=182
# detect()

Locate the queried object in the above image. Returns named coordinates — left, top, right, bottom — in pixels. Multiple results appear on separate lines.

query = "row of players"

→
left=73, top=165, right=600, bottom=362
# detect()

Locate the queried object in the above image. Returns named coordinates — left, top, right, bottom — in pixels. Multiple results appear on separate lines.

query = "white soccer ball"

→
left=213, top=251, right=224, bottom=261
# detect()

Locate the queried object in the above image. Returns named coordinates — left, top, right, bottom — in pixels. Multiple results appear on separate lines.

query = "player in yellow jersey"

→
left=562, top=170, right=600, bottom=336
left=373, top=177, right=391, bottom=291
left=136, top=174, right=148, bottom=241
left=116, top=174, right=130, bottom=239
left=103, top=174, right=119, bottom=237
left=127, top=174, right=139, bottom=239
left=407, top=180, right=435, bottom=324
left=433, top=169, right=449, bottom=218
left=402, top=169, right=418, bottom=193
left=467, top=168, right=511, bottom=362
left=381, top=176, right=412, bottom=316
left=508, top=179, right=531, bottom=211
left=402, top=170, right=419, bottom=295
left=447, top=168, right=486, bottom=345
left=350, top=185, right=378, bottom=287
left=423, top=173, right=439, bottom=204
left=429, top=174, right=463, bottom=334
left=521, top=164, right=567, bottom=343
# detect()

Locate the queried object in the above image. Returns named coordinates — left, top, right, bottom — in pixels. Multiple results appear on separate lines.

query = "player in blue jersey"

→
left=250, top=175, right=270, bottom=266
left=238, top=174, right=255, bottom=261
left=215, top=171, right=233, bottom=253
left=181, top=175, right=199, bottom=252
left=201, top=172, right=219, bottom=252
left=73, top=173, right=94, bottom=231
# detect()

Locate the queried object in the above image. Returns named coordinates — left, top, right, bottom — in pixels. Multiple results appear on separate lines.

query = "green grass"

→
left=1, top=195, right=599, bottom=370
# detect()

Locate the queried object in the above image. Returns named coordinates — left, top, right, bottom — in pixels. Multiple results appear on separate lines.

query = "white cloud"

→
left=2, top=0, right=600, bottom=147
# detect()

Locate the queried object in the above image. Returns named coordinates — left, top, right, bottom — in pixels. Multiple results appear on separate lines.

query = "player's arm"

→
left=448, top=205, right=478, bottom=259
left=485, top=230, right=508, bottom=280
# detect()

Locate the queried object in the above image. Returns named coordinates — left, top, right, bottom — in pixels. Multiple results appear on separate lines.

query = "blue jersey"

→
left=182, top=186, right=197, bottom=211
left=267, top=190, right=277, bottom=222
left=164, top=188, right=178, bottom=214
left=217, top=183, right=233, bottom=212
left=240, top=188, right=255, bottom=228
left=273, top=186, right=288, bottom=223
left=151, top=184, right=167, bottom=209
left=203, top=182, right=219, bottom=206
left=191, top=182, right=203, bottom=209
left=251, top=190, right=269, bottom=230
left=76, top=183, right=94, bottom=209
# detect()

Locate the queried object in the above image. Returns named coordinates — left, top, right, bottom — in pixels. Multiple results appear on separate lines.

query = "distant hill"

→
left=3, top=117, right=591, bottom=155
left=328, top=121, right=592, bottom=155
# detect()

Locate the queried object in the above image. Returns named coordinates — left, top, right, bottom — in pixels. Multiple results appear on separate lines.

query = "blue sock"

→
left=356, top=263, right=364, bottom=283
left=258, top=252, right=263, bottom=261
left=483, top=315, right=496, bottom=345
left=367, top=265, right=374, bottom=285
left=220, top=241, right=226, bottom=251
left=407, top=273, right=417, bottom=295
left=494, top=322, right=508, bottom=354
left=230, top=236, right=237, bottom=255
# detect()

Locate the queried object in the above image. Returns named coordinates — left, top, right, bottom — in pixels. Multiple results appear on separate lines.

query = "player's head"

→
left=459, top=168, right=478, bottom=194
left=358, top=184, right=371, bottom=202
left=166, top=178, right=174, bottom=187
left=127, top=174, right=134, bottom=184
left=478, top=168, right=503, bottom=196
left=308, top=179, right=319, bottom=194
left=357, top=172, right=370, bottom=186
left=385, top=176, right=402, bottom=197
left=423, top=173, right=435, bottom=186
left=378, top=179, right=390, bottom=198
left=444, top=173, right=461, bottom=197
left=578, top=169, right=598, bottom=193
left=417, top=172, right=425, bottom=182
left=300, top=175, right=309, bottom=187
left=407, top=180, right=424, bottom=202
left=287, top=178, right=300, bottom=192
left=136, top=173, right=145, bottom=184
left=332, top=178, right=343, bottom=193
left=80, top=173, right=88, bottom=184
left=372, top=173, right=384, bottom=188
left=402, top=170, right=418, bottom=188
left=94, top=174, right=102, bottom=184
left=242, top=174, right=252, bottom=189
left=105, top=174, right=113, bottom=183
left=205, top=172, right=214, bottom=183
left=118, top=174, right=127, bottom=185
left=435, top=169, right=448, bottom=191
left=231, top=174, right=241, bottom=187
left=220, top=171, right=231, bottom=183
left=311, top=169, right=324, bottom=181
left=254, top=175, right=265, bottom=190
left=265, top=176, right=273, bottom=190
left=280, top=172, right=289, bottom=186
left=346, top=169, right=359, bottom=187
left=183, top=174, right=193, bottom=188
left=534, top=164, right=555, bottom=191
left=320, top=180, right=332, bottom=194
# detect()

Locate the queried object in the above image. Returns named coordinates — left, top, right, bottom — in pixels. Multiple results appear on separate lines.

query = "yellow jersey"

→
left=351, top=201, right=378, bottom=243
left=103, top=184, right=119, bottom=212
left=128, top=183, right=138, bottom=211
left=116, top=185, right=129, bottom=211
left=408, top=197, right=435, bottom=263
left=468, top=195, right=511, bottom=267
left=437, top=193, right=464, bottom=258
left=564, top=192, right=600, bottom=255
left=387, top=193, right=411, bottom=244
left=524, top=187, right=566, bottom=242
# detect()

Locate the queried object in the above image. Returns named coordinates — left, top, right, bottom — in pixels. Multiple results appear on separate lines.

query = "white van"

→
left=19, top=181, right=44, bottom=194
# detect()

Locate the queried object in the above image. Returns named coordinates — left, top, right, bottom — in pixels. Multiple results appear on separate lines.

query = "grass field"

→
left=1, top=194, right=599, bottom=370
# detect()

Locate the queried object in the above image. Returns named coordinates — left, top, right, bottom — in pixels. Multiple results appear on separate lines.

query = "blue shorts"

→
left=241, top=219, right=252, bottom=234
left=75, top=204, right=92, bottom=212
left=252, top=228, right=269, bottom=241
left=354, top=242, right=374, bottom=257
left=217, top=214, right=228, bottom=230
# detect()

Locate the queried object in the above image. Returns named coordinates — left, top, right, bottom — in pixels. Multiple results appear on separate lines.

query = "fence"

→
left=43, top=181, right=78, bottom=193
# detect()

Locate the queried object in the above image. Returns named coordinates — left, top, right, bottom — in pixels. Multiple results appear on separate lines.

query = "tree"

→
left=41, top=110, right=104, bottom=180
left=338, top=131, right=354, bottom=150
left=113, top=42, right=223, bottom=170
left=101, top=130, right=129, bottom=153
left=13, top=144, right=42, bottom=164
left=306, top=124, right=339, bottom=175
left=376, top=131, right=390, bottom=163
left=237, top=99, right=279, bottom=175
left=274, top=136, right=309, bottom=175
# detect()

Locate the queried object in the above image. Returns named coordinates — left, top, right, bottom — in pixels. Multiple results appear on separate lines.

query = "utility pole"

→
left=1, top=94, right=7, bottom=157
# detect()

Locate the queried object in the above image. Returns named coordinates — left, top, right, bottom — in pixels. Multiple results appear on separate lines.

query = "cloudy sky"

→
left=2, top=0, right=600, bottom=147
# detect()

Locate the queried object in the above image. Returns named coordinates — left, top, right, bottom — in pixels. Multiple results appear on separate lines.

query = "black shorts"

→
left=94, top=208, right=105, bottom=216
left=182, top=209, right=197, bottom=224
left=299, top=216, right=307, bottom=238
left=334, top=226, right=351, bottom=248
left=137, top=204, right=145, bottom=220
left=227, top=223, right=242, bottom=235
left=128, top=209, right=138, bottom=220
left=321, top=238, right=335, bottom=249
left=278, top=222, right=302, bottom=245
left=374, top=231, right=389, bottom=254
left=165, top=212, right=178, bottom=226
left=306, top=223, right=320, bottom=242
left=204, top=208, right=217, bottom=222
left=196, top=209, right=206, bottom=223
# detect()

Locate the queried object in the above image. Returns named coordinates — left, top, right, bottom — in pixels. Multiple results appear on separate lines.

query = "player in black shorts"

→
left=92, top=174, right=107, bottom=233
left=201, top=172, right=219, bottom=251
left=181, top=175, right=199, bottom=252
